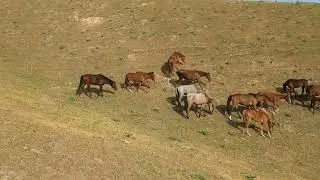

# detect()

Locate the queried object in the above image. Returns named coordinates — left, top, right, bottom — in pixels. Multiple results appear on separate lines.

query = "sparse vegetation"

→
left=0, top=0, right=319, bottom=179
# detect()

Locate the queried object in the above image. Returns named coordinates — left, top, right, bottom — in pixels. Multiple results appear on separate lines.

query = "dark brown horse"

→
left=226, top=94, right=261, bottom=120
left=168, top=52, right=186, bottom=75
left=124, top=72, right=155, bottom=93
left=242, top=108, right=274, bottom=138
left=283, top=79, right=309, bottom=97
left=76, top=74, right=117, bottom=98
left=176, top=69, right=211, bottom=88
left=257, top=91, right=291, bottom=112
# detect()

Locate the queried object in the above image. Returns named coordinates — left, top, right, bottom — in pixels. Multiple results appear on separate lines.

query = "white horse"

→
left=175, top=84, right=201, bottom=107
left=185, top=92, right=214, bottom=119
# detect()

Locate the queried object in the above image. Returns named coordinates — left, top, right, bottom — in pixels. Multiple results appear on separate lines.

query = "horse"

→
left=167, top=52, right=186, bottom=75
left=226, top=94, right=261, bottom=120
left=176, top=69, right=211, bottom=88
left=242, top=108, right=274, bottom=138
left=185, top=92, right=214, bottom=119
left=124, top=72, right=155, bottom=93
left=306, top=85, right=320, bottom=99
left=310, top=96, right=320, bottom=114
left=257, top=91, right=291, bottom=112
left=283, top=79, right=309, bottom=97
left=76, top=74, right=117, bottom=98
left=175, top=84, right=202, bottom=107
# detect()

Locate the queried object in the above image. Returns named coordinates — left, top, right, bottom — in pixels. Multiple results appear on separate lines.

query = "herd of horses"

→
left=75, top=52, right=320, bottom=138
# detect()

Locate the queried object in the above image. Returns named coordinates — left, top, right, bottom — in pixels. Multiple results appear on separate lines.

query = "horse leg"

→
left=236, top=106, right=242, bottom=119
left=99, top=85, right=103, bottom=97
left=260, top=123, right=265, bottom=137
left=87, top=84, right=92, bottom=98
left=228, top=105, right=235, bottom=120
left=301, top=86, right=305, bottom=97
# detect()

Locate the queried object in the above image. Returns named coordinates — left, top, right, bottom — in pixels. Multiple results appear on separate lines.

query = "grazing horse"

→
left=306, top=85, right=320, bottom=99
left=257, top=92, right=291, bottom=112
left=167, top=52, right=186, bottom=75
left=76, top=74, right=117, bottom=98
left=185, top=92, right=214, bottom=119
left=226, top=94, right=261, bottom=120
left=310, top=96, right=320, bottom=114
left=176, top=69, right=211, bottom=88
left=242, top=108, right=274, bottom=138
left=175, top=84, right=201, bottom=107
left=124, top=72, right=155, bottom=93
left=283, top=79, right=309, bottom=97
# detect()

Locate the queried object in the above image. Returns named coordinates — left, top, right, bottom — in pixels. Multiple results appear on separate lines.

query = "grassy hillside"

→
left=0, top=0, right=319, bottom=179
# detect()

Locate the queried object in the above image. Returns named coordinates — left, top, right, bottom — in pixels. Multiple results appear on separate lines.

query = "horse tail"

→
left=227, top=95, right=233, bottom=115
left=76, top=75, right=84, bottom=95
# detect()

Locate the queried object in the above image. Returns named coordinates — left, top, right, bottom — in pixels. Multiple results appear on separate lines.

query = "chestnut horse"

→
left=76, top=74, right=117, bottom=98
left=185, top=92, right=214, bottom=119
left=283, top=79, right=309, bottom=97
left=176, top=69, right=211, bottom=88
left=124, top=72, right=155, bottom=93
left=168, top=52, right=186, bottom=75
left=257, top=92, right=291, bottom=112
left=226, top=94, right=263, bottom=120
left=242, top=108, right=274, bottom=138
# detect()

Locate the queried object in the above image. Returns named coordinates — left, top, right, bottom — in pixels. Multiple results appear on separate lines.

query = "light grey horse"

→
left=175, top=84, right=202, bottom=107
left=185, top=92, right=214, bottom=119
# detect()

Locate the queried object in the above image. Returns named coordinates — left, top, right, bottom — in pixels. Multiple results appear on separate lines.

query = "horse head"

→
left=111, top=80, right=118, bottom=91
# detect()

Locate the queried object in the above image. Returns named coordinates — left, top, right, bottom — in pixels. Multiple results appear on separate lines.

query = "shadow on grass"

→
left=77, top=87, right=116, bottom=98
left=166, top=97, right=186, bottom=118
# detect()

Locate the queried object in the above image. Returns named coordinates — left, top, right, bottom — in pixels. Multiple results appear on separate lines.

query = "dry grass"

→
left=0, top=0, right=320, bottom=179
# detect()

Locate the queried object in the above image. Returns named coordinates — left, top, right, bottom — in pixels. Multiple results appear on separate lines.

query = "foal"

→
left=283, top=79, right=309, bottom=97
left=226, top=94, right=261, bottom=120
left=242, top=108, right=274, bottom=138
left=76, top=74, right=117, bottom=98
left=176, top=69, right=211, bottom=88
left=124, top=72, right=155, bottom=93
left=185, top=92, right=214, bottom=119
left=167, top=52, right=186, bottom=75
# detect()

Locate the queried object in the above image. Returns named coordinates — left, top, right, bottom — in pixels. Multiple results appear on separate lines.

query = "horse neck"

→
left=103, top=77, right=112, bottom=84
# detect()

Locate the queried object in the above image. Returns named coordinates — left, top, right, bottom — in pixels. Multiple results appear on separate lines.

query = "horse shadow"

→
left=166, top=97, right=186, bottom=118
left=161, top=62, right=172, bottom=78
left=275, top=87, right=284, bottom=93
left=215, top=105, right=228, bottom=117
left=79, top=87, right=115, bottom=97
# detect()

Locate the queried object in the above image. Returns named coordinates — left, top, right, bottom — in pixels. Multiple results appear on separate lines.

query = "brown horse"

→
left=124, top=72, right=155, bottom=93
left=310, top=96, right=320, bottom=114
left=76, top=74, right=117, bottom=98
left=283, top=79, right=309, bottom=97
left=168, top=52, right=186, bottom=75
left=226, top=94, right=261, bottom=120
left=306, top=85, right=320, bottom=99
left=176, top=69, right=211, bottom=88
left=242, top=108, right=274, bottom=138
left=185, top=92, right=214, bottom=119
left=257, top=91, right=291, bottom=112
